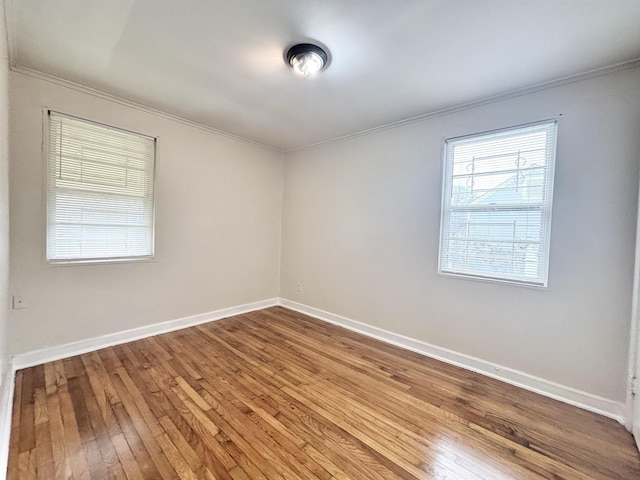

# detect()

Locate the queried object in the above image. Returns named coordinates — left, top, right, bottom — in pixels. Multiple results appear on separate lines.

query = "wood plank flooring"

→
left=6, top=306, right=640, bottom=479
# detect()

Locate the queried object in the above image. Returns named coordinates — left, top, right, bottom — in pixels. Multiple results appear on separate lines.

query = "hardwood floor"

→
left=6, top=306, right=640, bottom=479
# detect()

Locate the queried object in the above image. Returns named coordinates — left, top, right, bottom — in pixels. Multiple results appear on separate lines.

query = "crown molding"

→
left=5, top=2, right=278, bottom=152
left=6, top=0, right=640, bottom=158
left=284, top=58, right=640, bottom=154
left=10, top=65, right=282, bottom=154
left=4, top=0, right=17, bottom=70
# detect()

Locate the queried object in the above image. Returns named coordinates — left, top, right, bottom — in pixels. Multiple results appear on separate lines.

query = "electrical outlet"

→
left=296, top=283, right=303, bottom=292
left=12, top=295, right=26, bottom=310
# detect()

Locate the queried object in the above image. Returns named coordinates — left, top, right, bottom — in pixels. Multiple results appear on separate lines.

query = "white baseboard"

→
left=5, top=296, right=628, bottom=458
left=278, top=298, right=626, bottom=425
left=12, top=298, right=279, bottom=370
left=0, top=361, right=15, bottom=480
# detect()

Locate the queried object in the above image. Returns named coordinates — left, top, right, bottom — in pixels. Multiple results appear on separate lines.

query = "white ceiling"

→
left=8, top=0, right=640, bottom=151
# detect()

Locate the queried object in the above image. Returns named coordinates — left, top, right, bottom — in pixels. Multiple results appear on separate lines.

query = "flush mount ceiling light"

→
left=286, top=43, right=328, bottom=78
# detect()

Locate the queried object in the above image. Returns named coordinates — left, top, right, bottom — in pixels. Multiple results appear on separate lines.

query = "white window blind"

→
left=439, top=121, right=557, bottom=286
left=47, top=112, right=156, bottom=263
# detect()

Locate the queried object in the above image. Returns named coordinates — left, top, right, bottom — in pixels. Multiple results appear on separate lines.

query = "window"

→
left=46, top=111, right=156, bottom=263
left=439, top=121, right=557, bottom=286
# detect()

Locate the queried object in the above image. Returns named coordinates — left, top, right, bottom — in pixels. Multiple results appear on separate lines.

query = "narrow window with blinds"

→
left=439, top=121, right=557, bottom=286
left=46, top=111, right=156, bottom=263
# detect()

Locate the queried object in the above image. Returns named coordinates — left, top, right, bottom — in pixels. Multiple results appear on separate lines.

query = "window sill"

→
left=438, top=270, right=548, bottom=289
left=46, top=256, right=156, bottom=266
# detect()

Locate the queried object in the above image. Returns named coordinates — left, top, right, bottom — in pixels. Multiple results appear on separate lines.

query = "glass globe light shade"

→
left=291, top=52, right=324, bottom=77
left=286, top=44, right=328, bottom=78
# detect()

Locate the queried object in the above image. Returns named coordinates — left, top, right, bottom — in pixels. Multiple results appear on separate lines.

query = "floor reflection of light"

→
left=423, top=436, right=523, bottom=480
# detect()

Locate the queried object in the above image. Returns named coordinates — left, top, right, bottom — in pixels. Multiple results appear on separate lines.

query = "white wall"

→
left=0, top=0, right=8, bottom=378
left=9, top=72, right=283, bottom=355
left=0, top=0, right=11, bottom=474
left=281, top=67, right=640, bottom=403
left=6, top=55, right=640, bottom=419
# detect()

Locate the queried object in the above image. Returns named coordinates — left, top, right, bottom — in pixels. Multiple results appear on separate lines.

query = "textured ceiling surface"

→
left=8, top=0, right=640, bottom=151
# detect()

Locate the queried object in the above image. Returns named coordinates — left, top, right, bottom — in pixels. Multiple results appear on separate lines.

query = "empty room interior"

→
left=3, top=0, right=640, bottom=478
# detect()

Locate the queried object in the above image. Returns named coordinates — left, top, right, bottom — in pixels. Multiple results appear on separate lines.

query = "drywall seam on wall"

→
left=11, top=298, right=279, bottom=370
left=279, top=298, right=626, bottom=425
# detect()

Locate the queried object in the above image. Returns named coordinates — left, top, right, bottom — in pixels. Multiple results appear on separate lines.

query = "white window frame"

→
left=45, top=110, right=157, bottom=264
left=438, top=120, right=558, bottom=287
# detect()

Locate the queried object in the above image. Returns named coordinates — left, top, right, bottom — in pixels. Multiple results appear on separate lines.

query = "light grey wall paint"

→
left=0, top=0, right=9, bottom=382
left=9, top=72, right=284, bottom=355
left=7, top=60, right=640, bottom=405
left=281, top=68, right=640, bottom=402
